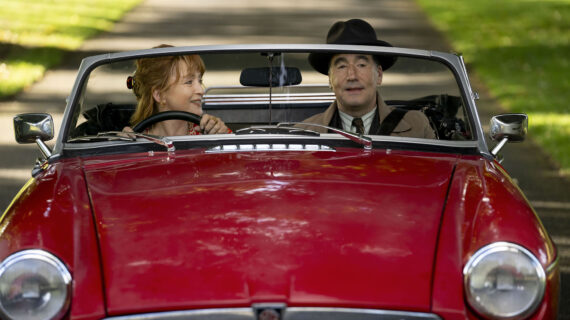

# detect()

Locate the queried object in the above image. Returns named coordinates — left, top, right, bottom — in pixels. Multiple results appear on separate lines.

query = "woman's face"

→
left=154, top=60, right=204, bottom=115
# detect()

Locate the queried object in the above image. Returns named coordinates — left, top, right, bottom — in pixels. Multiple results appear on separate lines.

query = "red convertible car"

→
left=2, top=45, right=559, bottom=319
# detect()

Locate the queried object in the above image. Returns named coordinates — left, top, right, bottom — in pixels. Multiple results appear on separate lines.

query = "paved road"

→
left=1, top=0, right=568, bottom=316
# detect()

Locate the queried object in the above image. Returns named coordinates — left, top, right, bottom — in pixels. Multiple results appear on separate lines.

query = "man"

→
left=303, top=19, right=436, bottom=139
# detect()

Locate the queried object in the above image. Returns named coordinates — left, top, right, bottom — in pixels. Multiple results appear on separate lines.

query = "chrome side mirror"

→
left=14, top=113, right=54, bottom=158
left=489, top=113, right=528, bottom=156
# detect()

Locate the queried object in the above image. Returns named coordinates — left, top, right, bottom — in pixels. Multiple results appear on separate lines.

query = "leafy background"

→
left=416, top=0, right=570, bottom=174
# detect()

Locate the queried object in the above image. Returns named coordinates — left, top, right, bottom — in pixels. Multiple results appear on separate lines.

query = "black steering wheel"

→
left=132, top=111, right=202, bottom=133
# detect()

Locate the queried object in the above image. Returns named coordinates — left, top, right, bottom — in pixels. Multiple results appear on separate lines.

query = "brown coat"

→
left=302, top=93, right=436, bottom=139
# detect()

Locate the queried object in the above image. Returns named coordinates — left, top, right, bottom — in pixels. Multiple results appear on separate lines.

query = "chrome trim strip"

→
left=104, top=308, right=254, bottom=320
left=204, top=94, right=335, bottom=105
left=205, top=93, right=335, bottom=99
left=284, top=307, right=442, bottom=320
left=203, top=85, right=335, bottom=106
left=206, top=144, right=335, bottom=153
left=62, top=133, right=480, bottom=153
left=206, top=93, right=334, bottom=98
left=456, top=54, right=490, bottom=155
left=103, top=307, right=441, bottom=320
left=206, top=99, right=335, bottom=106
left=546, top=254, right=560, bottom=275
left=458, top=55, right=477, bottom=101
left=104, top=44, right=433, bottom=61
left=205, top=84, right=330, bottom=92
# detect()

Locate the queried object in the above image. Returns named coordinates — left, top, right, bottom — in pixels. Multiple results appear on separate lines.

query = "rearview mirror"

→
left=240, top=67, right=302, bottom=87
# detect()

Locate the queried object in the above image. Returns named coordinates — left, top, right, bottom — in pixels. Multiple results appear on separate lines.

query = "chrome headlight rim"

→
left=463, top=241, right=546, bottom=320
left=0, top=249, right=72, bottom=320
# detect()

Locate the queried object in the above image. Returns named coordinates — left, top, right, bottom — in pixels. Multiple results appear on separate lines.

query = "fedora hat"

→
left=308, top=19, right=397, bottom=74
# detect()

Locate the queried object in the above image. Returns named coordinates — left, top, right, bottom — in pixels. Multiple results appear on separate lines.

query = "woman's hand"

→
left=120, top=126, right=136, bottom=138
left=200, top=114, right=230, bottom=134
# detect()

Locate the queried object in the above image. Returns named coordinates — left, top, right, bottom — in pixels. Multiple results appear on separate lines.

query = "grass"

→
left=0, top=0, right=143, bottom=98
left=415, top=0, right=570, bottom=175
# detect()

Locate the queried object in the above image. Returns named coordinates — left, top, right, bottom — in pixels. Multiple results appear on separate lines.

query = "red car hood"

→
left=83, top=148, right=456, bottom=315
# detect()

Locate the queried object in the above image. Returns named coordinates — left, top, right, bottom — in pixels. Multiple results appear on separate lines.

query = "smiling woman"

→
left=0, top=0, right=143, bottom=98
left=123, top=44, right=231, bottom=136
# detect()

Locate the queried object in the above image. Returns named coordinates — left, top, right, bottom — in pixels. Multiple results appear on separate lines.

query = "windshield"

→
left=68, top=49, right=473, bottom=143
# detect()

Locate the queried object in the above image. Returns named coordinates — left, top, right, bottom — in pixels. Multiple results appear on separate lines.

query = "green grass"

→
left=0, top=0, right=143, bottom=98
left=415, top=0, right=570, bottom=174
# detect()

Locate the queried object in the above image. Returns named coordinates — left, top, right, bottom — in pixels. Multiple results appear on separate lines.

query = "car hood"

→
left=83, top=148, right=456, bottom=315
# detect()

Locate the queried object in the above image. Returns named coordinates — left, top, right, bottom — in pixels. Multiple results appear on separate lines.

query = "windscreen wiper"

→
left=236, top=123, right=372, bottom=149
left=235, top=126, right=320, bottom=136
left=67, top=131, right=175, bottom=152
left=277, top=122, right=373, bottom=150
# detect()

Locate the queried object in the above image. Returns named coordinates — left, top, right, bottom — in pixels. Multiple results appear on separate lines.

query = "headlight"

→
left=0, top=250, right=72, bottom=320
left=464, top=242, right=545, bottom=319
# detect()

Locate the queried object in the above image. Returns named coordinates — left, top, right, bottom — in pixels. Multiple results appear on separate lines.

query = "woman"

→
left=125, top=44, right=230, bottom=135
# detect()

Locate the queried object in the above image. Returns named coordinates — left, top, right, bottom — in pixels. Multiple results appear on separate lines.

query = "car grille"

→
left=103, top=307, right=442, bottom=320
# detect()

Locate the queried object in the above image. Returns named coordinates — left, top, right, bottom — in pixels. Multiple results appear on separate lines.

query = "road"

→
left=1, top=0, right=568, bottom=316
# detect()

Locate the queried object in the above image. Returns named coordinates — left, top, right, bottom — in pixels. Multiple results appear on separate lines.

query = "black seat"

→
left=72, top=103, right=136, bottom=137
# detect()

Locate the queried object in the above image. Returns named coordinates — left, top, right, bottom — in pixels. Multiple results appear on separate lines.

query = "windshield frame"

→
left=53, top=44, right=489, bottom=159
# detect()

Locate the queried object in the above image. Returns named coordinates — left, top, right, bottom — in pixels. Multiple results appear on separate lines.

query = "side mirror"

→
left=489, top=113, right=528, bottom=156
left=14, top=113, right=54, bottom=158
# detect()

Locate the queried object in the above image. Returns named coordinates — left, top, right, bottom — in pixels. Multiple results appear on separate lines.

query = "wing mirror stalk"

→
left=489, top=113, right=528, bottom=156
left=14, top=113, right=54, bottom=158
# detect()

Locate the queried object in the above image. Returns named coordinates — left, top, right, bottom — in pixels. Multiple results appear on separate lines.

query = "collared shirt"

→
left=339, top=108, right=377, bottom=134
left=301, top=90, right=436, bottom=139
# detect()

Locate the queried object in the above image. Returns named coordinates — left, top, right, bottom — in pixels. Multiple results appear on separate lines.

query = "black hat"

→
left=308, top=19, right=397, bottom=75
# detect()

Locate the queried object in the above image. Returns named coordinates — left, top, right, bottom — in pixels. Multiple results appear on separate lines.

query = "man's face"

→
left=329, top=54, right=383, bottom=116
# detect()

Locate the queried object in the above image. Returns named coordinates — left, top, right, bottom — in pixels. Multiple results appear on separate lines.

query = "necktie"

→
left=352, top=117, right=365, bottom=135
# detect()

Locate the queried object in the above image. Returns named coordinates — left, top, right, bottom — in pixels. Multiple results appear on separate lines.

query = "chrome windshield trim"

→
left=62, top=133, right=480, bottom=153
left=103, top=307, right=441, bottom=320
left=54, top=44, right=453, bottom=155
left=456, top=54, right=489, bottom=155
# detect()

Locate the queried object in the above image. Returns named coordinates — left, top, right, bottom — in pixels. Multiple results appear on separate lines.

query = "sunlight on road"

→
left=552, top=236, right=570, bottom=273
left=0, top=169, right=32, bottom=181
left=532, top=201, right=570, bottom=210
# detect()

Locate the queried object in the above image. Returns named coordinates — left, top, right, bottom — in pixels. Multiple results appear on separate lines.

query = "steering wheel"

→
left=132, top=111, right=202, bottom=133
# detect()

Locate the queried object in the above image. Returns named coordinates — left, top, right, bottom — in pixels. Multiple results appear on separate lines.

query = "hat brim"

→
left=308, top=42, right=397, bottom=75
